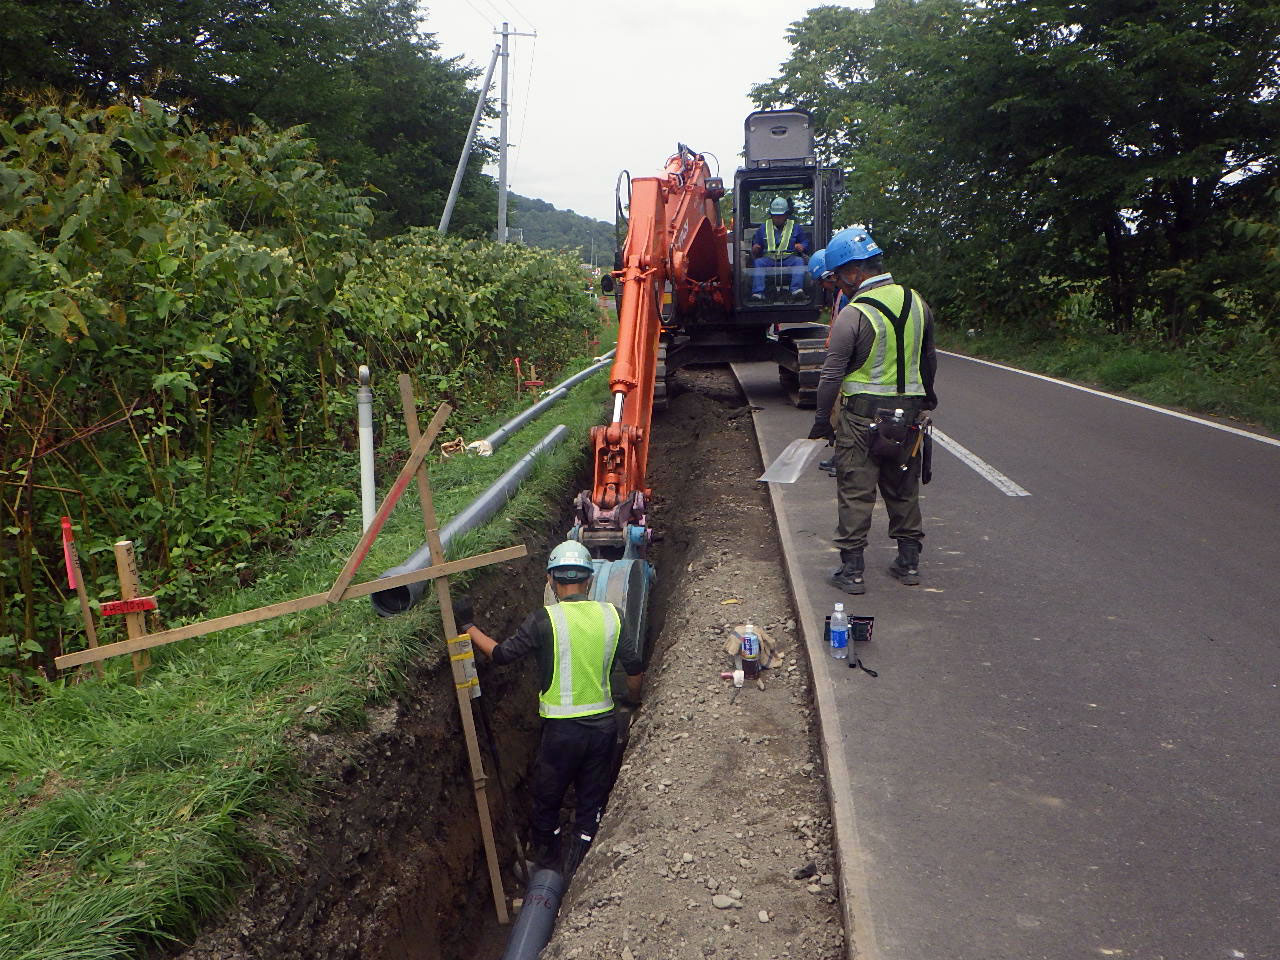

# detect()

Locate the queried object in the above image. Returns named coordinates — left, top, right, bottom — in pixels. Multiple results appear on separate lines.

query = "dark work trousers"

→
left=529, top=716, right=616, bottom=847
left=833, top=400, right=924, bottom=552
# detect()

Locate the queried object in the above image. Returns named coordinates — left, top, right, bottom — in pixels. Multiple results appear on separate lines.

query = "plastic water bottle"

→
left=829, top=603, right=848, bottom=659
left=740, top=624, right=760, bottom=679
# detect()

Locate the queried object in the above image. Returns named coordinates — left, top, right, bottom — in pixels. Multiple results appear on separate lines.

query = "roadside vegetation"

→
left=755, top=0, right=1278, bottom=419
left=0, top=97, right=599, bottom=688
left=0, top=371, right=610, bottom=960
left=937, top=304, right=1280, bottom=433
left=1, top=4, right=617, bottom=953
left=0, top=88, right=613, bottom=958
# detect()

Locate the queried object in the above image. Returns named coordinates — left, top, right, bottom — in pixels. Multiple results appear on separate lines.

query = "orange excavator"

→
left=574, top=109, right=842, bottom=560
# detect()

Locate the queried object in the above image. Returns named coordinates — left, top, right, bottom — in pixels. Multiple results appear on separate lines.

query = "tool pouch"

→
left=867, top=412, right=915, bottom=463
left=922, top=423, right=933, bottom=484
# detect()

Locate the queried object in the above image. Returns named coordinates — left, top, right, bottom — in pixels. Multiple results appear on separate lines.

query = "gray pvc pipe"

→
left=470, top=349, right=616, bottom=456
left=370, top=424, right=569, bottom=617
left=501, top=868, right=566, bottom=960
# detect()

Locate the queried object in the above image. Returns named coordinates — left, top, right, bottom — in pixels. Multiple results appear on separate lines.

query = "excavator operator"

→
left=750, top=196, right=809, bottom=302
left=459, top=540, right=644, bottom=876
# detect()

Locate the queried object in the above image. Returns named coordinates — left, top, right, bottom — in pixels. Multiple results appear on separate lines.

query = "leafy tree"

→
left=0, top=0, right=498, bottom=236
left=510, top=193, right=615, bottom=266
left=754, top=0, right=1280, bottom=338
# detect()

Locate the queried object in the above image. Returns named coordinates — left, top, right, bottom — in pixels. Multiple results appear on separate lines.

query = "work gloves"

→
left=451, top=594, right=475, bottom=631
left=808, top=420, right=836, bottom=445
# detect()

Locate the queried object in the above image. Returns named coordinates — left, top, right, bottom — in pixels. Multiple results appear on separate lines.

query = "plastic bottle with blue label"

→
left=829, top=603, right=848, bottom=659
left=740, top=624, right=760, bottom=679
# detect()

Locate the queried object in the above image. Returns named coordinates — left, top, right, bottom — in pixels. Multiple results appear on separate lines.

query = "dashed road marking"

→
left=932, top=429, right=1031, bottom=497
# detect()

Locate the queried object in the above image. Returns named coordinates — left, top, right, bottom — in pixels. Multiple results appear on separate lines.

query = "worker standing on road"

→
left=751, top=197, right=809, bottom=301
left=806, top=229, right=938, bottom=593
left=459, top=540, right=645, bottom=876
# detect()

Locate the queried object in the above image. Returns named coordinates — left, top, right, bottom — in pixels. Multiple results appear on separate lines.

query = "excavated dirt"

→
left=173, top=367, right=842, bottom=960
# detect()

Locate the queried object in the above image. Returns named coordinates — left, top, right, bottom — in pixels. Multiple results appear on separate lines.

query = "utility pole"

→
left=439, top=44, right=500, bottom=235
left=495, top=21, right=536, bottom=243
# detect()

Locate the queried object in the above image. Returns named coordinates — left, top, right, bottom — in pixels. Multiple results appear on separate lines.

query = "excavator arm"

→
left=574, top=147, right=731, bottom=552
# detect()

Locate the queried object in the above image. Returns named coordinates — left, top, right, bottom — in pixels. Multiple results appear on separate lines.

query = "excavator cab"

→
left=731, top=110, right=841, bottom=325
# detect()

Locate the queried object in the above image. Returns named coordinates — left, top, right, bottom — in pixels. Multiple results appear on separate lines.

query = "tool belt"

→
left=842, top=393, right=925, bottom=420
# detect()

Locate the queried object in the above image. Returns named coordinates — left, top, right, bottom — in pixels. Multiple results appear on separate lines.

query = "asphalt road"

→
left=733, top=354, right=1280, bottom=960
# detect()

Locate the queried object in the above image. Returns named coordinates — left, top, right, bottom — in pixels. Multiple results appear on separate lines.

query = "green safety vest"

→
left=540, top=600, right=622, bottom=719
left=763, top=220, right=795, bottom=260
left=841, top=284, right=927, bottom=397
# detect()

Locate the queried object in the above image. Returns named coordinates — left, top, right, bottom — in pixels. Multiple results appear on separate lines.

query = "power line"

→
left=498, top=0, right=536, bottom=30
left=510, top=34, right=537, bottom=190
left=479, top=0, right=508, bottom=23
left=459, top=0, right=495, bottom=27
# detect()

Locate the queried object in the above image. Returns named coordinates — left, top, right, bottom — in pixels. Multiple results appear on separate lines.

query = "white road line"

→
left=932, top=429, right=1031, bottom=497
left=941, top=351, right=1280, bottom=449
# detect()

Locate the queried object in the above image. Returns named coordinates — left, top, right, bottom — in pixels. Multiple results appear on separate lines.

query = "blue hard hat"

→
left=809, top=248, right=832, bottom=280
left=824, top=227, right=882, bottom=274
left=768, top=197, right=790, bottom=216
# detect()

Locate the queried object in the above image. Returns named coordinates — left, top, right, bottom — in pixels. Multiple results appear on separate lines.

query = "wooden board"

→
left=399, top=373, right=509, bottom=925
left=113, top=541, right=151, bottom=682
left=54, top=544, right=527, bottom=670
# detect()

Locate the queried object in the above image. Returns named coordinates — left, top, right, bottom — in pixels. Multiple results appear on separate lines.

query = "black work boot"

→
left=889, top=539, right=921, bottom=586
left=529, top=829, right=562, bottom=872
left=562, top=832, right=593, bottom=879
left=829, top=549, right=866, bottom=595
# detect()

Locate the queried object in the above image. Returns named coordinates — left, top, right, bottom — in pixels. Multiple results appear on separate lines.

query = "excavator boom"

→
left=575, top=147, right=729, bottom=551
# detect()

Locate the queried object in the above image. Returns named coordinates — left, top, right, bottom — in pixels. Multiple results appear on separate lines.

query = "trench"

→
left=176, top=368, right=757, bottom=960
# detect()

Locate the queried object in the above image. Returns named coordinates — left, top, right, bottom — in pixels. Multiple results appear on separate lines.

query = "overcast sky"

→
left=421, top=0, right=870, bottom=224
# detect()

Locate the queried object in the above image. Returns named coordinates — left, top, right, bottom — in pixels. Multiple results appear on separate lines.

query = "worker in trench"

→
left=806, top=228, right=939, bottom=593
left=457, top=540, right=644, bottom=876
left=750, top=196, right=809, bottom=302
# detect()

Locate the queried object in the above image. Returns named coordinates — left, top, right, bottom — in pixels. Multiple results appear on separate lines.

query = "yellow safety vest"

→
left=540, top=600, right=622, bottom=719
left=764, top=220, right=795, bottom=260
left=841, top=284, right=927, bottom=397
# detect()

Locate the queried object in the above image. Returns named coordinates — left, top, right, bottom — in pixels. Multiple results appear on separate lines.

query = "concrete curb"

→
left=731, top=364, right=883, bottom=960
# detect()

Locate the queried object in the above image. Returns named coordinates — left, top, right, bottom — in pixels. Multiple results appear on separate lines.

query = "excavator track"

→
left=653, top=340, right=669, bottom=412
left=778, top=334, right=827, bottom=409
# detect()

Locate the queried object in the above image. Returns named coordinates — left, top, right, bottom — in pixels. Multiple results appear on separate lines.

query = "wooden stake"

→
left=399, top=374, right=509, bottom=925
left=112, top=541, right=150, bottom=683
left=60, top=518, right=103, bottom=679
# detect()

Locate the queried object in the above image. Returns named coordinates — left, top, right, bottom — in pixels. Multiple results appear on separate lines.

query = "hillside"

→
left=510, top=193, right=615, bottom=267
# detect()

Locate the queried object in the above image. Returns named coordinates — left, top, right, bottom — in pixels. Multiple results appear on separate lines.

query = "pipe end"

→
left=359, top=365, right=371, bottom=387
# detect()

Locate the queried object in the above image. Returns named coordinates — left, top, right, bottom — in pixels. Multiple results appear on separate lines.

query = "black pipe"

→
left=369, top=425, right=569, bottom=616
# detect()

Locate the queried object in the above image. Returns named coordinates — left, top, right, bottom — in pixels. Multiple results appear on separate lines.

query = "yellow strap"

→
left=455, top=677, right=479, bottom=691
left=450, top=649, right=474, bottom=661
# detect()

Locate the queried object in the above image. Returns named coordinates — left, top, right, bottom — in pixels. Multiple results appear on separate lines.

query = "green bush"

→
left=0, top=98, right=600, bottom=690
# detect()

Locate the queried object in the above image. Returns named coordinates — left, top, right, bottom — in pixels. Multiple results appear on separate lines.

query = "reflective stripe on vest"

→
left=841, top=284, right=926, bottom=397
left=540, top=600, right=621, bottom=719
left=764, top=220, right=795, bottom=260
